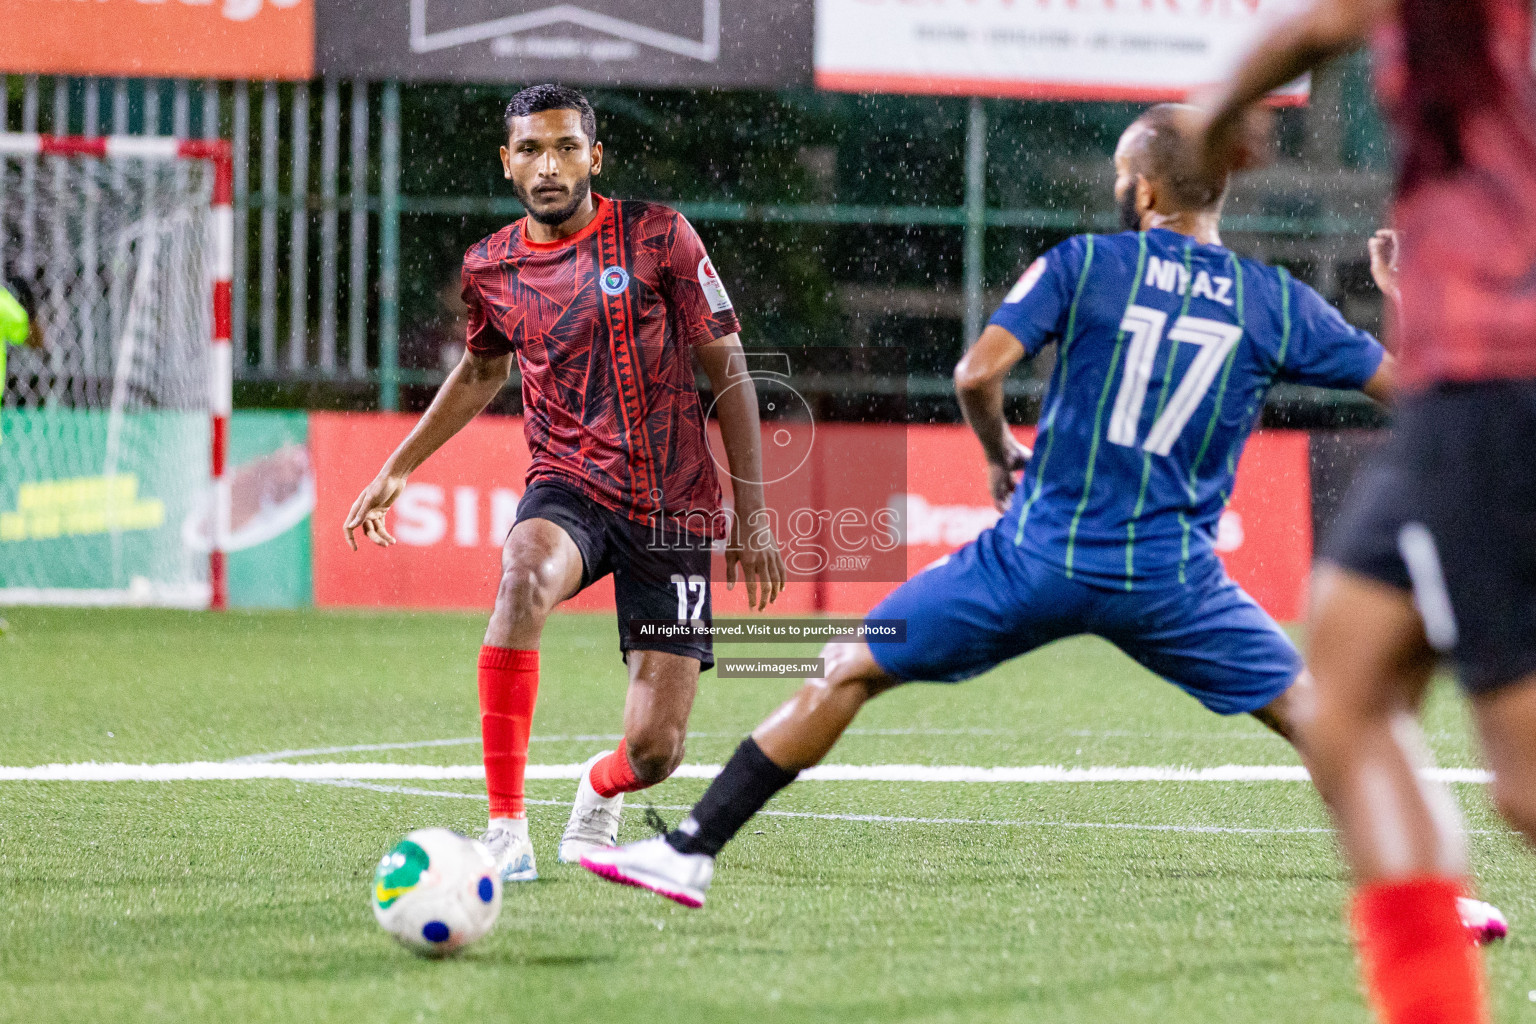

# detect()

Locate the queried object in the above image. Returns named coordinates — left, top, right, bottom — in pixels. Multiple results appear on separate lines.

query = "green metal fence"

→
left=5, top=67, right=1393, bottom=425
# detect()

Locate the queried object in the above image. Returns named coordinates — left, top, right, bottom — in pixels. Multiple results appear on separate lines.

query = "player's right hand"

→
left=987, top=438, right=1033, bottom=513
left=344, top=472, right=408, bottom=550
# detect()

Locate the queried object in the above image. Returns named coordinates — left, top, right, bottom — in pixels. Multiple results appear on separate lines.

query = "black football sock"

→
left=667, top=736, right=799, bottom=857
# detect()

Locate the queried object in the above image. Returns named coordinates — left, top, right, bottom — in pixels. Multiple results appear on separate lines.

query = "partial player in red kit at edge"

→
left=345, top=85, right=786, bottom=883
left=1198, top=1, right=1536, bottom=1021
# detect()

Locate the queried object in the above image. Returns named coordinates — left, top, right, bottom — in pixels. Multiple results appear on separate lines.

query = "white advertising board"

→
left=815, top=0, right=1308, bottom=102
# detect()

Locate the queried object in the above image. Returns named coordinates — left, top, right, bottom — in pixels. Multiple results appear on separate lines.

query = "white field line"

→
left=232, top=735, right=647, bottom=764
left=310, top=779, right=1511, bottom=837
left=0, top=761, right=1495, bottom=784
left=311, top=780, right=1338, bottom=835
left=227, top=738, right=485, bottom=764
left=229, top=727, right=1296, bottom=764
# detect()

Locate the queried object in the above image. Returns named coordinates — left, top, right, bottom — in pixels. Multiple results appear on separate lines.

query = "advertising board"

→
left=0, top=0, right=314, bottom=79
left=317, top=0, right=811, bottom=87
left=814, top=0, right=1308, bottom=102
left=310, top=414, right=1311, bottom=622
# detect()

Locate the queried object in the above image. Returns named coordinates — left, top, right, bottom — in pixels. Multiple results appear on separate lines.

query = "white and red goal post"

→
left=0, top=134, right=233, bottom=610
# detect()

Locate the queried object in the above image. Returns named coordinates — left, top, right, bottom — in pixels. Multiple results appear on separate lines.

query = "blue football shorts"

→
left=866, top=526, right=1301, bottom=716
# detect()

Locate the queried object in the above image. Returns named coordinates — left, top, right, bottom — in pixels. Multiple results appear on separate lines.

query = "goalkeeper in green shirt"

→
left=0, top=275, right=36, bottom=633
left=0, top=275, right=39, bottom=415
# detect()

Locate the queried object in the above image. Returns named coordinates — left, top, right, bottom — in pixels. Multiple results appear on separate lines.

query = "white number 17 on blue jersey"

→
left=1107, top=304, right=1243, bottom=456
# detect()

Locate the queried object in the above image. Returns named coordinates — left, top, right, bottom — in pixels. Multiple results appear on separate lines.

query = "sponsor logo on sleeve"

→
left=697, top=257, right=734, bottom=314
left=1004, top=258, right=1048, bottom=304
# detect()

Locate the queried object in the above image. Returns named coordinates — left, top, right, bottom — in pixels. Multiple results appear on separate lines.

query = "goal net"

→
left=0, top=135, right=232, bottom=608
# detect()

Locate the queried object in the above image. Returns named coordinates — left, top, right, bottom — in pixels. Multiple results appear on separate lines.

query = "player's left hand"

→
left=727, top=505, right=787, bottom=611
left=987, top=437, right=1033, bottom=513
left=344, top=471, right=408, bottom=551
left=1369, top=229, right=1401, bottom=303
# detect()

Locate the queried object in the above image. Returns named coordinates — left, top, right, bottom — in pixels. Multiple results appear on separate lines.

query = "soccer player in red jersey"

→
left=1199, top=1, right=1536, bottom=1020
left=345, top=85, right=786, bottom=882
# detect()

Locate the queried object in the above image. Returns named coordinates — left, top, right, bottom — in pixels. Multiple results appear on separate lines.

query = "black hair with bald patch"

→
left=1123, top=103, right=1227, bottom=213
left=504, top=84, right=597, bottom=143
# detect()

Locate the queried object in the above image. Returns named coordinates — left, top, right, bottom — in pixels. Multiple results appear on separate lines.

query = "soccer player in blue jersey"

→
left=579, top=105, right=1499, bottom=936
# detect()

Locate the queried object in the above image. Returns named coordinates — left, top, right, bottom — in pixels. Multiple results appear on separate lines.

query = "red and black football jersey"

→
left=1377, top=0, right=1536, bottom=391
left=462, top=196, right=741, bottom=532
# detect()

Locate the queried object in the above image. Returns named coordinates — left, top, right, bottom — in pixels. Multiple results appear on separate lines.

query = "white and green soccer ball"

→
left=372, top=828, right=502, bottom=957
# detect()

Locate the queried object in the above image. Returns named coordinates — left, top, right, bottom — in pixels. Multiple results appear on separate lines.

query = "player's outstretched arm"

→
left=1279, top=247, right=1399, bottom=407
left=955, top=326, right=1034, bottom=513
left=696, top=334, right=786, bottom=611
left=1195, top=0, right=1394, bottom=176
left=344, top=348, right=512, bottom=550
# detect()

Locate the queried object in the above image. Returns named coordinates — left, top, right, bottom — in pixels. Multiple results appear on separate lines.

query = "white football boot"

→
left=1458, top=896, right=1510, bottom=945
left=580, top=835, right=714, bottom=908
left=479, top=824, right=538, bottom=883
left=557, top=752, right=625, bottom=864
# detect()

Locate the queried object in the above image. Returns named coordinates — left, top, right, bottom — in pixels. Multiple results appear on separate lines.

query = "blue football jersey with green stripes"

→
left=990, top=228, right=1384, bottom=589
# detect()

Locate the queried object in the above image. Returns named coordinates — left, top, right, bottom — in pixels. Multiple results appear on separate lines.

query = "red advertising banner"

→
left=312, top=412, right=529, bottom=612
left=0, top=0, right=314, bottom=79
left=1210, top=429, right=1313, bottom=622
left=311, top=413, right=1311, bottom=622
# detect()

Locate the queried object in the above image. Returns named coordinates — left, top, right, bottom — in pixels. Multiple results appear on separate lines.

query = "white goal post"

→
left=0, top=134, right=233, bottom=610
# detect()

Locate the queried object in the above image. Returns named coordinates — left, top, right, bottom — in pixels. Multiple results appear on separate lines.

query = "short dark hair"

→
left=1125, top=103, right=1226, bottom=212
left=504, top=85, right=597, bottom=143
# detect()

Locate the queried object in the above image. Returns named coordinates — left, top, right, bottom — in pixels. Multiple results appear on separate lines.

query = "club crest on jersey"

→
left=1005, top=258, right=1047, bottom=303
left=600, top=266, right=630, bottom=296
left=697, top=257, right=734, bottom=314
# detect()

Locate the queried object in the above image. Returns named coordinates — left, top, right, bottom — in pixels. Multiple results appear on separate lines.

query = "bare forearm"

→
left=1362, top=355, right=1397, bottom=406
left=714, top=376, right=767, bottom=514
left=383, top=354, right=509, bottom=476
left=955, top=326, right=1027, bottom=466
left=694, top=334, right=768, bottom=513
left=958, top=380, right=1014, bottom=467
left=1208, top=23, right=1341, bottom=131
left=1206, top=0, right=1387, bottom=137
left=692, top=334, right=787, bottom=605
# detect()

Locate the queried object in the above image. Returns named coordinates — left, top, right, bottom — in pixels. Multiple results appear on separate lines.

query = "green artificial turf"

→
left=0, top=608, right=1529, bottom=1023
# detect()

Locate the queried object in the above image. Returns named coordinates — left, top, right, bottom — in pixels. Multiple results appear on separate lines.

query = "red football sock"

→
left=1352, top=876, right=1487, bottom=1024
left=478, top=646, right=539, bottom=820
left=589, top=739, right=649, bottom=798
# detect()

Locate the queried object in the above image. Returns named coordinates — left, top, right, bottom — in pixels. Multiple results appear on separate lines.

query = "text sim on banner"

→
left=312, top=414, right=1311, bottom=621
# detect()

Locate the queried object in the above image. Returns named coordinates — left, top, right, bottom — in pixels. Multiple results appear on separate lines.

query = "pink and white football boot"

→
left=1458, top=897, right=1509, bottom=945
left=580, top=836, right=713, bottom=909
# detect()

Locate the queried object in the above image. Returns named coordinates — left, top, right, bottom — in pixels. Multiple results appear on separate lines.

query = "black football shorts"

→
left=1322, top=381, right=1536, bottom=693
left=514, top=478, right=714, bottom=669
